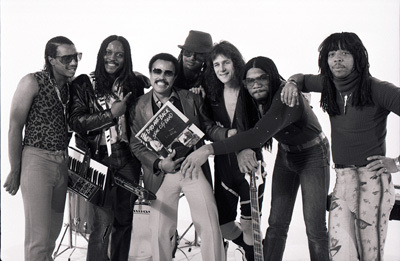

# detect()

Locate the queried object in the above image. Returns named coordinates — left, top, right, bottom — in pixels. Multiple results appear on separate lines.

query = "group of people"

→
left=3, top=29, right=399, bottom=261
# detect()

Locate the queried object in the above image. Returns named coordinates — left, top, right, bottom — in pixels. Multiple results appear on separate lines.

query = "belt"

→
left=334, top=163, right=366, bottom=169
left=280, top=132, right=326, bottom=152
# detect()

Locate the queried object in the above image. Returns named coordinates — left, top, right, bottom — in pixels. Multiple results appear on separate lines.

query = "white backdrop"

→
left=1, top=0, right=399, bottom=260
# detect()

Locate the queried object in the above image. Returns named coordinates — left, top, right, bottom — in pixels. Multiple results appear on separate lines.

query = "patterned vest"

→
left=23, top=71, right=69, bottom=151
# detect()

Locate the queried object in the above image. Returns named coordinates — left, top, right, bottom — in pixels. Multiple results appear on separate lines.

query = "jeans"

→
left=264, top=138, right=330, bottom=261
left=87, top=142, right=141, bottom=261
left=20, top=146, right=68, bottom=261
left=329, top=167, right=395, bottom=261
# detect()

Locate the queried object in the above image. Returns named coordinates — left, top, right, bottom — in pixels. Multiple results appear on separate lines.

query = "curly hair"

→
left=204, top=41, right=245, bottom=101
left=44, top=36, right=74, bottom=79
left=93, top=35, right=142, bottom=101
left=318, top=32, right=372, bottom=116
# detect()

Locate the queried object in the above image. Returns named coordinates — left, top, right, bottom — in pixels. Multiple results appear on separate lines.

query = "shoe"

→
left=232, top=233, right=254, bottom=261
left=235, top=246, right=247, bottom=261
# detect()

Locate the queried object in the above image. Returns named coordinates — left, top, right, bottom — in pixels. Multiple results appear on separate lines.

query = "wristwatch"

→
left=394, top=156, right=400, bottom=172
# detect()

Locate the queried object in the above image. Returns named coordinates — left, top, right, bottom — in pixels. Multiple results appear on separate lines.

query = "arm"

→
left=69, top=75, right=122, bottom=133
left=194, top=93, right=229, bottom=142
left=182, top=90, right=303, bottom=177
left=365, top=79, right=400, bottom=176
left=4, top=74, right=38, bottom=195
left=281, top=74, right=324, bottom=106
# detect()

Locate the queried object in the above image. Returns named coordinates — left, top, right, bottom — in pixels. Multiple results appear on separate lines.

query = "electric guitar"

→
left=245, top=161, right=265, bottom=261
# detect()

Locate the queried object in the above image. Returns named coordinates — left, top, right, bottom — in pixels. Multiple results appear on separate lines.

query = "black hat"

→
left=178, top=30, right=213, bottom=53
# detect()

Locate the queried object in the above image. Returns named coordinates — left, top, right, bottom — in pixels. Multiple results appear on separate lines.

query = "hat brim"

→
left=178, top=45, right=211, bottom=54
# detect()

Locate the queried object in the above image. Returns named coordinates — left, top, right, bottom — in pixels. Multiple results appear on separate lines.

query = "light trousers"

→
left=329, top=167, right=395, bottom=261
left=20, top=146, right=68, bottom=261
left=149, top=170, right=225, bottom=261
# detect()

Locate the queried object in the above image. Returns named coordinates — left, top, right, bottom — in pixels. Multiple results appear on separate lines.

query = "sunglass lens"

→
left=152, top=68, right=162, bottom=74
left=60, top=53, right=82, bottom=64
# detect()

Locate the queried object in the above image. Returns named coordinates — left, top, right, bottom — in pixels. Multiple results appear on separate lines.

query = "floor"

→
left=2, top=156, right=400, bottom=260
left=50, top=195, right=253, bottom=261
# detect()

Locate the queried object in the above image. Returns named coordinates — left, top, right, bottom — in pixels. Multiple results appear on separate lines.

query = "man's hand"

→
left=181, top=144, right=213, bottom=180
left=227, top=129, right=237, bottom=137
left=281, top=81, right=299, bottom=107
left=159, top=150, right=185, bottom=173
left=367, top=155, right=398, bottom=179
left=237, top=149, right=258, bottom=173
left=189, top=86, right=206, bottom=99
left=3, top=170, right=21, bottom=195
left=111, top=92, right=132, bottom=118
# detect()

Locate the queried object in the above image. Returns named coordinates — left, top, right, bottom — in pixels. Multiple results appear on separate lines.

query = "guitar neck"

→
left=250, top=176, right=264, bottom=261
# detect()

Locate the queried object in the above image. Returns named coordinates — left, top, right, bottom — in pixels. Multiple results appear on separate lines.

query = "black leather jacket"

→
left=69, top=73, right=149, bottom=157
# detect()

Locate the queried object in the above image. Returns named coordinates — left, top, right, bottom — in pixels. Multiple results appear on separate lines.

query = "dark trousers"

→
left=264, top=139, right=330, bottom=261
left=87, top=142, right=141, bottom=261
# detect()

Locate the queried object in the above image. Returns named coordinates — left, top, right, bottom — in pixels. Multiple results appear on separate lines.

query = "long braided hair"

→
left=241, top=56, right=286, bottom=151
left=176, top=50, right=207, bottom=89
left=318, top=32, right=372, bottom=116
left=93, top=35, right=143, bottom=106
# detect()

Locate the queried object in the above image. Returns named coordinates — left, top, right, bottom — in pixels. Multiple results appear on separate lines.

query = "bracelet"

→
left=394, top=156, right=400, bottom=172
left=287, top=79, right=297, bottom=86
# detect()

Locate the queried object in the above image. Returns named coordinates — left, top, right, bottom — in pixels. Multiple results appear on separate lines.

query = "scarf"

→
left=332, top=70, right=359, bottom=94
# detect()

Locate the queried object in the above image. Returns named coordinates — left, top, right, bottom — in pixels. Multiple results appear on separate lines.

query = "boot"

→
left=232, top=233, right=254, bottom=261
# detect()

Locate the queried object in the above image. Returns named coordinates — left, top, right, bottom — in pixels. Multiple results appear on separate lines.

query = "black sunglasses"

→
left=243, top=74, right=269, bottom=87
left=152, top=68, right=175, bottom=77
left=182, top=50, right=206, bottom=62
left=55, top=52, right=82, bottom=65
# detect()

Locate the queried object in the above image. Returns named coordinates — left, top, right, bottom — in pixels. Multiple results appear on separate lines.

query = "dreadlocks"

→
left=318, top=32, right=373, bottom=116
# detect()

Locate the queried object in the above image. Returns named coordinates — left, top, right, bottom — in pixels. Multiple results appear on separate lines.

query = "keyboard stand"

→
left=172, top=194, right=200, bottom=258
left=53, top=191, right=90, bottom=260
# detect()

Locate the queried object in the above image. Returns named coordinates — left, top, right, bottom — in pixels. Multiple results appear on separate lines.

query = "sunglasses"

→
left=243, top=74, right=269, bottom=87
left=55, top=52, right=82, bottom=65
left=152, top=68, right=175, bottom=77
left=182, top=50, right=206, bottom=62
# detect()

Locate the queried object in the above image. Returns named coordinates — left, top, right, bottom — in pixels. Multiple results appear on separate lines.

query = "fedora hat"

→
left=178, top=30, right=213, bottom=53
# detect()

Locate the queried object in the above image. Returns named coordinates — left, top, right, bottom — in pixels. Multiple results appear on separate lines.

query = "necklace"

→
left=50, top=74, right=70, bottom=119
left=339, top=92, right=352, bottom=114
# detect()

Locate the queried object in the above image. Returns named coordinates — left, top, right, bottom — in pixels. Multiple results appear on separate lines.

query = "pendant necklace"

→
left=339, top=92, right=352, bottom=114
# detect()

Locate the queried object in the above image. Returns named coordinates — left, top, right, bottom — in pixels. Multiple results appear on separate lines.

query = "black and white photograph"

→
left=1, top=0, right=399, bottom=260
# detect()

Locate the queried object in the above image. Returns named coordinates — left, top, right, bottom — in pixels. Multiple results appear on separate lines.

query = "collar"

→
left=152, top=88, right=180, bottom=108
left=332, top=70, right=359, bottom=93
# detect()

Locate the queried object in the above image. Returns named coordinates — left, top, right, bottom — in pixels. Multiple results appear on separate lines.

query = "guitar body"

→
left=248, top=162, right=265, bottom=261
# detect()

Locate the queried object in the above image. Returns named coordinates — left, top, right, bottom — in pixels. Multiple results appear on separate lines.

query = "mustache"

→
left=155, top=79, right=169, bottom=86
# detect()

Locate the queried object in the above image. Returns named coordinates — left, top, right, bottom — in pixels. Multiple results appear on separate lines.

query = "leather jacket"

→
left=69, top=73, right=149, bottom=157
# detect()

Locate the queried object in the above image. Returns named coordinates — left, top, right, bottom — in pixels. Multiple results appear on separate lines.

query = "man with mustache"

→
left=281, top=32, right=400, bottom=261
left=129, top=53, right=226, bottom=261
left=3, top=36, right=80, bottom=261
left=69, top=35, right=149, bottom=261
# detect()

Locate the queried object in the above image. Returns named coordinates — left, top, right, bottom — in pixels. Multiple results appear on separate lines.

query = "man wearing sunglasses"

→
left=4, top=36, right=80, bottom=261
left=129, top=53, right=228, bottom=261
left=181, top=56, right=331, bottom=261
left=174, top=30, right=213, bottom=98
